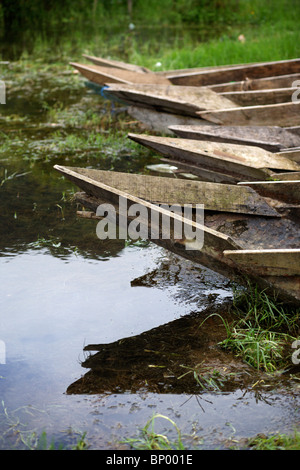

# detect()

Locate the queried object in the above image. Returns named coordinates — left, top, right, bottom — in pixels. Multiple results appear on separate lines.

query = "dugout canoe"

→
left=82, top=54, right=150, bottom=73
left=81, top=54, right=300, bottom=88
left=167, top=58, right=300, bottom=86
left=104, top=83, right=238, bottom=117
left=209, top=73, right=300, bottom=92
left=198, top=102, right=300, bottom=127
left=103, top=83, right=297, bottom=116
left=169, top=125, right=300, bottom=152
left=53, top=165, right=300, bottom=305
left=70, top=62, right=171, bottom=85
left=127, top=133, right=300, bottom=182
left=128, top=105, right=206, bottom=135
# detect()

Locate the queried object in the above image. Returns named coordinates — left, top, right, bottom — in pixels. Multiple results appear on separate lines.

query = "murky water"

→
left=0, top=61, right=299, bottom=450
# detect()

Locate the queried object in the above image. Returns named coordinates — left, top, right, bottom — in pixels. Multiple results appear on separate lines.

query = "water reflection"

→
left=1, top=58, right=299, bottom=450
left=67, top=305, right=258, bottom=396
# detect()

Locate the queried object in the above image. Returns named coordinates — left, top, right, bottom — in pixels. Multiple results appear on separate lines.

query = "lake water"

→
left=0, top=60, right=299, bottom=450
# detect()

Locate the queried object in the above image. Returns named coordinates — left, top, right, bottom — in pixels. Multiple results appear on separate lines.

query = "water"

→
left=0, top=60, right=299, bottom=450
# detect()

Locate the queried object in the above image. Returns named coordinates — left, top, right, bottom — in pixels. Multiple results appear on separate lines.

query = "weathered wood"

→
left=277, top=149, right=300, bottom=163
left=199, top=102, right=300, bottom=127
left=221, top=87, right=297, bottom=106
left=159, top=157, right=240, bottom=183
left=168, top=58, right=300, bottom=86
left=82, top=54, right=150, bottom=73
left=238, top=180, right=300, bottom=204
left=127, top=106, right=208, bottom=134
left=169, top=125, right=300, bottom=152
left=209, top=73, right=300, bottom=92
left=70, top=62, right=171, bottom=85
left=68, top=183, right=300, bottom=305
left=223, top=249, right=300, bottom=276
left=104, top=83, right=238, bottom=117
left=286, top=126, right=300, bottom=136
left=54, top=165, right=240, bottom=262
left=127, top=134, right=300, bottom=181
left=159, top=60, right=264, bottom=76
left=54, top=166, right=279, bottom=217
left=272, top=171, right=300, bottom=181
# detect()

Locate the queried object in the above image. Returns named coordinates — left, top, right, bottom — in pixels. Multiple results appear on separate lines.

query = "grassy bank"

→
left=1, top=0, right=300, bottom=68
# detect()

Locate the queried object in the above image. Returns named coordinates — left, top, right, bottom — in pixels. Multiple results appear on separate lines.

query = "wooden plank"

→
left=277, top=149, right=300, bottom=163
left=286, top=126, right=300, bottom=136
left=223, top=249, right=300, bottom=276
left=53, top=166, right=279, bottom=217
left=104, top=83, right=238, bottom=116
left=159, top=60, right=264, bottom=76
left=82, top=54, right=150, bottom=73
left=221, top=87, right=297, bottom=106
left=74, top=190, right=300, bottom=304
left=53, top=165, right=240, bottom=257
left=69, top=62, right=171, bottom=85
left=198, top=102, right=300, bottom=127
left=169, top=125, right=300, bottom=152
left=168, top=58, right=300, bottom=86
left=209, top=73, right=300, bottom=92
left=272, top=171, right=300, bottom=181
left=127, top=134, right=300, bottom=182
left=238, top=180, right=300, bottom=204
left=159, top=157, right=240, bottom=183
left=127, top=106, right=208, bottom=135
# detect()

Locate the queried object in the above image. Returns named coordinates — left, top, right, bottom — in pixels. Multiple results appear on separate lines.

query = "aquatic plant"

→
left=178, top=362, right=233, bottom=391
left=247, top=430, right=300, bottom=450
left=123, top=414, right=185, bottom=450
left=219, top=283, right=300, bottom=372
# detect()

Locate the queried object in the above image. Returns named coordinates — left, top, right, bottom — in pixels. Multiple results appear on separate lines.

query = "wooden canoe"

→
left=221, top=87, right=298, bottom=106
left=127, top=106, right=209, bottom=135
left=82, top=54, right=150, bottom=73
left=104, top=82, right=297, bottom=111
left=127, top=133, right=300, bottom=182
left=198, top=102, right=300, bottom=127
left=287, top=126, right=300, bottom=136
left=53, top=166, right=281, bottom=217
left=279, top=148, right=300, bottom=163
left=167, top=58, right=300, bottom=86
left=209, top=73, right=300, bottom=92
left=169, top=125, right=300, bottom=152
left=53, top=165, right=300, bottom=305
left=238, top=180, right=300, bottom=205
left=82, top=54, right=293, bottom=78
left=104, top=83, right=238, bottom=117
left=70, top=62, right=171, bottom=85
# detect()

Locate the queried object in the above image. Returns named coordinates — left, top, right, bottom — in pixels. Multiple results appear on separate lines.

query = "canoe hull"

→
left=53, top=165, right=300, bottom=305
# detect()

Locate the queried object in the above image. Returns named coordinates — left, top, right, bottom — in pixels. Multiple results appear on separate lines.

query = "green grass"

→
left=218, top=283, right=300, bottom=373
left=2, top=0, right=299, bottom=69
left=123, top=414, right=186, bottom=450
left=248, top=430, right=300, bottom=450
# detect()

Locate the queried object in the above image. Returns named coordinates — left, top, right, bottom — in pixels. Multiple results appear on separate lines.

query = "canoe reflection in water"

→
left=66, top=302, right=258, bottom=396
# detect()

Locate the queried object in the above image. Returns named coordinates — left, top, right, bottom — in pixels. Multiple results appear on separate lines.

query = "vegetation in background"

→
left=0, top=0, right=300, bottom=65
